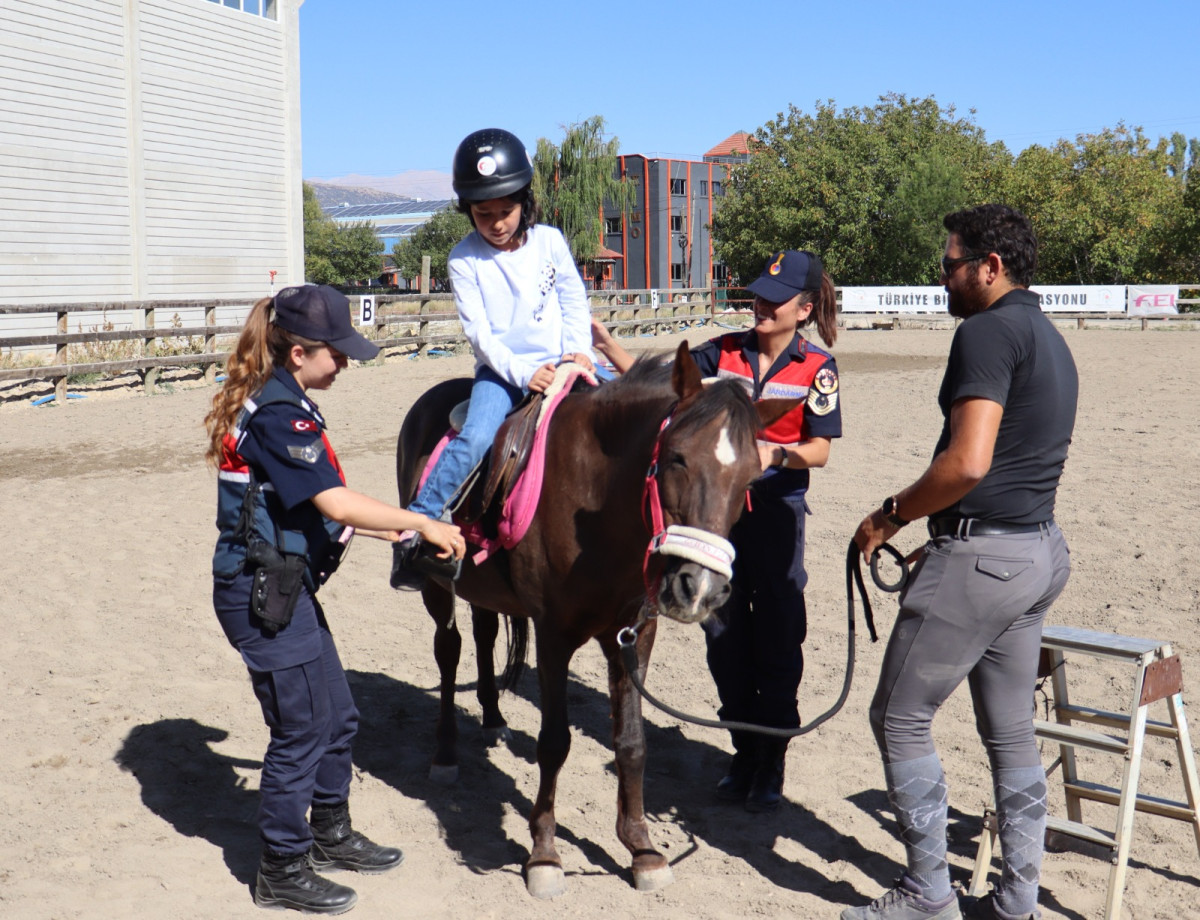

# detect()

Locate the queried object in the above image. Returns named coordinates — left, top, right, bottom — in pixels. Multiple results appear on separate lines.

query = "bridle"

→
left=640, top=407, right=738, bottom=608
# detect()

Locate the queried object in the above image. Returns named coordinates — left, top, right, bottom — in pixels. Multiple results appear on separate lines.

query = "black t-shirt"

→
left=934, top=288, right=1078, bottom=524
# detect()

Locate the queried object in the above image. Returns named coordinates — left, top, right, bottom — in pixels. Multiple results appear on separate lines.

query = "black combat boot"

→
left=254, top=849, right=357, bottom=914
left=715, top=730, right=760, bottom=802
left=309, top=801, right=404, bottom=874
left=745, top=737, right=788, bottom=813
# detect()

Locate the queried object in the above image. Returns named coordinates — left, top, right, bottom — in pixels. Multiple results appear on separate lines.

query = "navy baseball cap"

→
left=745, top=250, right=824, bottom=303
left=272, top=284, right=380, bottom=361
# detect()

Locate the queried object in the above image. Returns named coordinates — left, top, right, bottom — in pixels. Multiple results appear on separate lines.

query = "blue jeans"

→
left=408, top=365, right=523, bottom=519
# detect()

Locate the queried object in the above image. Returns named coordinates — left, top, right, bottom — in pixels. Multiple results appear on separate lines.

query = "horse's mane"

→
left=592, top=353, right=759, bottom=445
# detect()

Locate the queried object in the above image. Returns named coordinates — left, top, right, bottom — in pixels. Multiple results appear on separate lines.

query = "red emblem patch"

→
left=291, top=419, right=317, bottom=433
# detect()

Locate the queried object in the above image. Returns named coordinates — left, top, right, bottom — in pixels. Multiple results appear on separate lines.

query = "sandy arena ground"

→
left=2, top=324, right=1198, bottom=920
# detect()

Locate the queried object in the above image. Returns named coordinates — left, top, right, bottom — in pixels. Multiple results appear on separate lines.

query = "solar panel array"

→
left=325, top=200, right=454, bottom=220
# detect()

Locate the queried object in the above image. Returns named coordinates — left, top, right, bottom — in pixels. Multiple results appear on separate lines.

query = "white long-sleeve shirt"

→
left=447, top=224, right=594, bottom=389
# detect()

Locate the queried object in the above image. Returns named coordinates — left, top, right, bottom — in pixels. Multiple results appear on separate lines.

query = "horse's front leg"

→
left=525, top=628, right=573, bottom=899
left=470, top=605, right=511, bottom=744
left=600, top=618, right=674, bottom=892
left=423, top=581, right=462, bottom=785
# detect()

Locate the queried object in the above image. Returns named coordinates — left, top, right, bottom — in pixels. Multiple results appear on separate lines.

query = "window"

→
left=671, top=263, right=684, bottom=281
left=712, top=180, right=724, bottom=197
left=604, top=217, right=622, bottom=235
left=670, top=177, right=686, bottom=196
left=210, top=0, right=277, bottom=19
left=670, top=214, right=684, bottom=232
left=697, top=180, right=708, bottom=196
left=712, top=263, right=730, bottom=283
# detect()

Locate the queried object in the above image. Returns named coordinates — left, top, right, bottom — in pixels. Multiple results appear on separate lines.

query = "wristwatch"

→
left=777, top=448, right=790, bottom=469
left=881, top=495, right=909, bottom=527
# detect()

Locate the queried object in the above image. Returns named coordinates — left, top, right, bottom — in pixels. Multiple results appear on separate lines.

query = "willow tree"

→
left=532, top=116, right=635, bottom=268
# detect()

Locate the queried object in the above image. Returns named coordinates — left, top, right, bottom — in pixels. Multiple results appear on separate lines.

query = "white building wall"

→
left=0, top=0, right=304, bottom=307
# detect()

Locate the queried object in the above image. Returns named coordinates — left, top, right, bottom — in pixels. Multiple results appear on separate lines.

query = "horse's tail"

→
left=499, top=615, right=529, bottom=692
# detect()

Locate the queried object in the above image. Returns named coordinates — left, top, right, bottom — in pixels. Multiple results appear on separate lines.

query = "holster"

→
left=247, top=538, right=306, bottom=633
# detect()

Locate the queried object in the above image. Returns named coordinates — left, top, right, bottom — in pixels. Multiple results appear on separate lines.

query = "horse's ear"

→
left=671, top=341, right=703, bottom=402
left=756, top=397, right=802, bottom=428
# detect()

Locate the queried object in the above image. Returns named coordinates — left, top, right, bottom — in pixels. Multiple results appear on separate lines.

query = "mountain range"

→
left=307, top=170, right=455, bottom=208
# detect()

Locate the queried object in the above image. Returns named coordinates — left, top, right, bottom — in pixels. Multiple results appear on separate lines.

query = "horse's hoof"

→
left=525, top=864, right=566, bottom=900
left=428, top=763, right=459, bottom=785
left=484, top=725, right=512, bottom=747
left=633, top=864, right=674, bottom=892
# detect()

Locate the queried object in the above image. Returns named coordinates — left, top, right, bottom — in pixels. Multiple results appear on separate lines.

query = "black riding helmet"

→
left=452, top=128, right=534, bottom=202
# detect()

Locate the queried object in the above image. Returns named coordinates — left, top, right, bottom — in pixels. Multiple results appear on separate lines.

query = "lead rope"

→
left=618, top=540, right=908, bottom=737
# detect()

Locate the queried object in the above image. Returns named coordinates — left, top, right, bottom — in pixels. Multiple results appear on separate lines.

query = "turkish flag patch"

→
left=291, top=419, right=317, bottom=433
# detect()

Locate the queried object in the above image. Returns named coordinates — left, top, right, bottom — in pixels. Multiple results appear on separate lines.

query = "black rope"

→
left=618, top=540, right=907, bottom=738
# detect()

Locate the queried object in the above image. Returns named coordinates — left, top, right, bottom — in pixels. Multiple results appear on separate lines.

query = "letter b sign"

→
left=359, top=296, right=375, bottom=327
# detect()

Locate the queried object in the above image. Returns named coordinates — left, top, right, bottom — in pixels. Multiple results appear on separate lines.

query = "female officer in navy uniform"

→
left=205, top=284, right=464, bottom=914
left=593, top=250, right=841, bottom=813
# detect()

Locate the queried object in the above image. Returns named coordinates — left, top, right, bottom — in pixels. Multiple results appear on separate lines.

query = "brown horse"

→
left=393, top=343, right=795, bottom=898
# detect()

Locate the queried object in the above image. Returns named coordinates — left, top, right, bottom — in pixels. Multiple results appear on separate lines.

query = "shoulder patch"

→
left=287, top=439, right=327, bottom=464
left=291, top=418, right=318, bottom=433
left=812, top=366, right=839, bottom=395
left=807, top=389, right=838, bottom=417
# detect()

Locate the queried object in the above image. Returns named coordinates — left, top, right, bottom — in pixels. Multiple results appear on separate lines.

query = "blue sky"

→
left=298, top=0, right=1200, bottom=181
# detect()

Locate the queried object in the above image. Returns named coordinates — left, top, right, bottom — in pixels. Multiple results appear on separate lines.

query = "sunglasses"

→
left=940, top=253, right=983, bottom=275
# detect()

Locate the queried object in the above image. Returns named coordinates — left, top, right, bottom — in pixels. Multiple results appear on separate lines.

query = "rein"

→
left=640, top=409, right=738, bottom=605
left=618, top=540, right=910, bottom=738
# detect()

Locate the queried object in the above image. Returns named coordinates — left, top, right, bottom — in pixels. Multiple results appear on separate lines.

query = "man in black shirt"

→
left=846, top=205, right=1078, bottom=920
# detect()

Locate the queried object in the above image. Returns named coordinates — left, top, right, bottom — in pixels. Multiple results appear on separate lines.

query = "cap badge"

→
left=768, top=253, right=785, bottom=276
left=476, top=155, right=497, bottom=177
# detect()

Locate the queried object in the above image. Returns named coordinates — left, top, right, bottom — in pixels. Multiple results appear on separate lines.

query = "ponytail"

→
left=800, top=271, right=838, bottom=347
left=204, top=296, right=296, bottom=466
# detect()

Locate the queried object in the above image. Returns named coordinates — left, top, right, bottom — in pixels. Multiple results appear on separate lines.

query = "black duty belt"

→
left=928, top=517, right=1051, bottom=539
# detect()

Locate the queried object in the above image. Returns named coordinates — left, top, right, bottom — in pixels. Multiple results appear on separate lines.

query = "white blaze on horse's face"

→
left=714, top=426, right=737, bottom=467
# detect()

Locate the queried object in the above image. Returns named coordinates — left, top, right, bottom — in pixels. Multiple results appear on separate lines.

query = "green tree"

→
left=328, top=222, right=384, bottom=285
left=710, top=95, right=1010, bottom=285
left=391, top=206, right=473, bottom=285
left=302, top=182, right=384, bottom=285
left=1002, top=125, right=1199, bottom=284
left=303, top=182, right=340, bottom=284
left=532, top=116, right=635, bottom=267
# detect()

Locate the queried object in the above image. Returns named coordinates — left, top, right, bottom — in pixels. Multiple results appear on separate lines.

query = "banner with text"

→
left=1127, top=285, right=1179, bottom=315
left=1028, top=285, right=1124, bottom=312
left=841, top=285, right=1125, bottom=314
left=841, top=287, right=948, bottom=313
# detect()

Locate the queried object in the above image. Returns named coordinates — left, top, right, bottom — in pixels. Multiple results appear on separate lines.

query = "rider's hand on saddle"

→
left=528, top=363, right=556, bottom=393
left=419, top=519, right=466, bottom=559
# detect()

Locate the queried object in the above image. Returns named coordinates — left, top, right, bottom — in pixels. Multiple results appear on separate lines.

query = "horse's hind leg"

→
left=424, top=581, right=462, bottom=785
left=600, top=619, right=674, bottom=892
left=470, top=605, right=511, bottom=745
